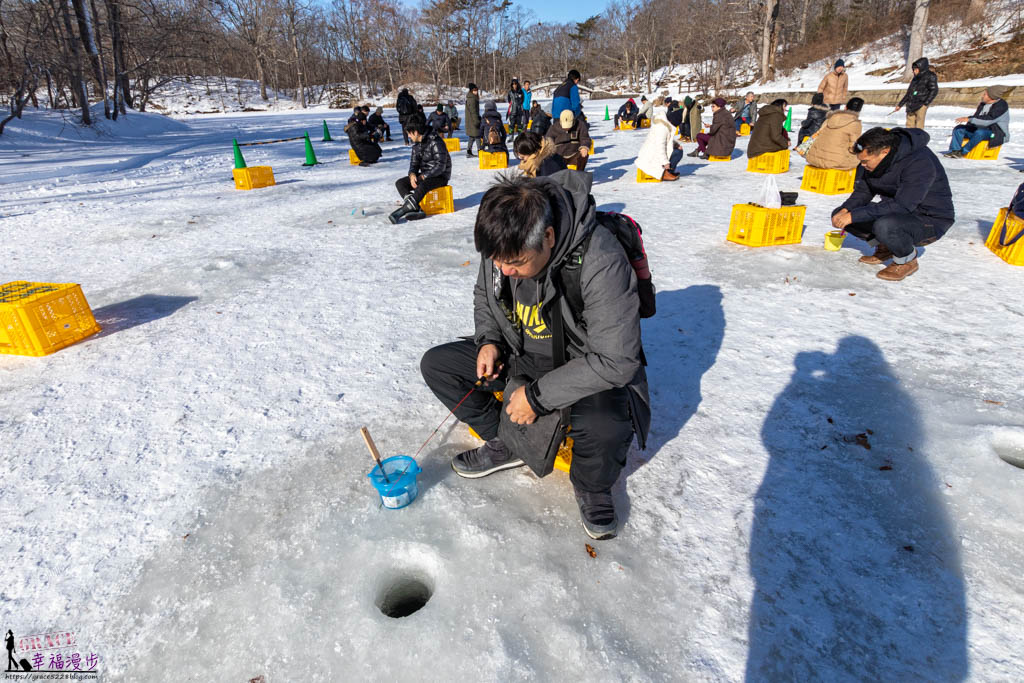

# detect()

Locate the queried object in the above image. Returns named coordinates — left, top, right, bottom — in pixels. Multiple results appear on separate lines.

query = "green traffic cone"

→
left=784, top=106, right=793, bottom=133
left=302, top=132, right=320, bottom=166
left=322, top=120, right=333, bottom=142
left=604, top=105, right=610, bottom=121
left=232, top=139, right=247, bottom=169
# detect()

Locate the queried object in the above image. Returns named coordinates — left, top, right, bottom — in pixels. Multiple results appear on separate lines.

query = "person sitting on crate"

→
left=803, top=97, right=863, bottom=169
left=689, top=97, right=735, bottom=160
left=635, top=96, right=653, bottom=126
left=419, top=173, right=652, bottom=540
left=797, top=93, right=830, bottom=144
left=545, top=110, right=592, bottom=171
left=480, top=101, right=509, bottom=158
left=528, top=101, right=552, bottom=137
left=733, top=92, right=758, bottom=132
left=344, top=116, right=382, bottom=167
left=368, top=106, right=393, bottom=142
left=445, top=100, right=460, bottom=133
left=831, top=127, right=955, bottom=282
left=746, top=98, right=790, bottom=159
left=428, top=104, right=451, bottom=137
left=615, top=98, right=638, bottom=128
left=514, top=131, right=568, bottom=178
left=388, top=120, right=452, bottom=224
left=636, top=96, right=683, bottom=181
left=942, top=86, right=1010, bottom=159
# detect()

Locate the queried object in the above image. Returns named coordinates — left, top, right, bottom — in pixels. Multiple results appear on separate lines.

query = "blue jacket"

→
left=837, top=128, right=954, bottom=227
left=523, top=89, right=533, bottom=112
left=552, top=79, right=581, bottom=119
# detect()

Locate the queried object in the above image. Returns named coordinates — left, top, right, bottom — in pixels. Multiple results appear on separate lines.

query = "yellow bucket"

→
left=824, top=230, right=846, bottom=251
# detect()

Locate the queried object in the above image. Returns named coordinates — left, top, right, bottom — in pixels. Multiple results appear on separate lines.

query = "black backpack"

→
left=559, top=212, right=656, bottom=327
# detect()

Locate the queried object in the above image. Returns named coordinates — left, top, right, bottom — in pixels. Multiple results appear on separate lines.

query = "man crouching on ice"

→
left=420, top=173, right=651, bottom=540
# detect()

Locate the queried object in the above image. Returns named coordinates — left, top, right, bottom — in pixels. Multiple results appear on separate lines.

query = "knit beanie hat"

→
left=559, top=110, right=575, bottom=129
left=834, top=59, right=845, bottom=68
left=985, top=85, right=1006, bottom=100
left=712, top=97, right=727, bottom=108
left=436, top=104, right=444, bottom=111
left=684, top=96, right=694, bottom=107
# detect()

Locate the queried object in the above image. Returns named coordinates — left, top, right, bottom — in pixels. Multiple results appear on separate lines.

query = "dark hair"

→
left=513, top=131, right=544, bottom=158
left=811, top=92, right=824, bottom=106
left=567, top=69, right=581, bottom=81
left=467, top=82, right=477, bottom=91
left=846, top=97, right=864, bottom=112
left=406, top=120, right=429, bottom=136
left=474, top=175, right=553, bottom=260
left=854, top=127, right=899, bottom=154
left=771, top=98, right=788, bottom=108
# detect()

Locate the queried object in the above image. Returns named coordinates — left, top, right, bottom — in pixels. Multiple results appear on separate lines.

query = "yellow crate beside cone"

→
left=0, top=282, right=101, bottom=357
left=233, top=166, right=275, bottom=190
left=747, top=149, right=790, bottom=174
left=727, top=204, right=806, bottom=247
left=636, top=168, right=661, bottom=183
left=444, top=138, right=461, bottom=152
left=985, top=208, right=1024, bottom=266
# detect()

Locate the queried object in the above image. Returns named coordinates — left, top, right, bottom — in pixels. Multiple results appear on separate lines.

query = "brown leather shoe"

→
left=876, top=259, right=919, bottom=281
left=661, top=169, right=680, bottom=181
left=859, top=244, right=893, bottom=264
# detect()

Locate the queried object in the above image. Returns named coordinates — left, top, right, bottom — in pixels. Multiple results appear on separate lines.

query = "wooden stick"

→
left=360, top=427, right=390, bottom=483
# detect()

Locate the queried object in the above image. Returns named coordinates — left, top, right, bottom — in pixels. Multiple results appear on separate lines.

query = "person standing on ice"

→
left=831, top=127, right=954, bottom=281
left=894, top=57, right=938, bottom=129
left=6, top=631, right=16, bottom=672
left=817, top=59, right=849, bottom=111
left=551, top=69, right=582, bottom=120
left=396, top=88, right=418, bottom=145
left=388, top=120, right=452, bottom=224
left=507, top=78, right=526, bottom=135
left=420, top=173, right=651, bottom=540
left=465, top=83, right=482, bottom=158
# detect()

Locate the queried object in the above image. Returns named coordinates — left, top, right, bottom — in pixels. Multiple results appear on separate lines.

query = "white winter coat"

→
left=635, top=107, right=676, bottom=178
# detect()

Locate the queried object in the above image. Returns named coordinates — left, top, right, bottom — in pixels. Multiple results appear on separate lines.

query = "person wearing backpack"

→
left=420, top=172, right=652, bottom=541
left=480, top=101, right=508, bottom=157
left=396, top=87, right=417, bottom=144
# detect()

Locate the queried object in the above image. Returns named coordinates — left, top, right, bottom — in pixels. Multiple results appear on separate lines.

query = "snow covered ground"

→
left=1, top=100, right=1023, bottom=681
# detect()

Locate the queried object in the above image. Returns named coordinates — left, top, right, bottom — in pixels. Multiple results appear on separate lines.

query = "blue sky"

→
left=513, top=0, right=611, bottom=24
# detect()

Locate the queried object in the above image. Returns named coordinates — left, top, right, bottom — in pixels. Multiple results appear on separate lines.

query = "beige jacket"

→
left=817, top=71, right=849, bottom=106
left=805, top=110, right=862, bottom=170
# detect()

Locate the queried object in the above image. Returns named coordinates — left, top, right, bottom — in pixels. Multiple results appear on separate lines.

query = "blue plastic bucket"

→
left=367, top=455, right=422, bottom=509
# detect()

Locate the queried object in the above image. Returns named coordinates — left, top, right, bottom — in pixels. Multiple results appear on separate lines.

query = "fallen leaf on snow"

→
left=461, top=260, right=471, bottom=266
left=983, top=399, right=1004, bottom=405
left=585, top=544, right=597, bottom=558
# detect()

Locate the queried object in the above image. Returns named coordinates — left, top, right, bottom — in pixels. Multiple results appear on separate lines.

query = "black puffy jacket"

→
left=396, top=90, right=417, bottom=119
left=530, top=107, right=552, bottom=136
left=898, top=58, right=939, bottom=113
left=837, top=128, right=955, bottom=227
left=409, top=132, right=451, bottom=181
left=797, top=105, right=829, bottom=143
left=345, top=121, right=381, bottom=163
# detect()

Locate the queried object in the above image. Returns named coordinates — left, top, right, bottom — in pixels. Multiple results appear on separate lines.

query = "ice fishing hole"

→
left=377, top=576, right=432, bottom=618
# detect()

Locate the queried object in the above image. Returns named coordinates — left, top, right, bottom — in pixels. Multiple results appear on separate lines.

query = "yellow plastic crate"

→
left=747, top=149, right=790, bottom=174
left=469, top=423, right=573, bottom=473
left=727, top=204, right=806, bottom=247
left=478, top=150, right=508, bottom=170
left=348, top=149, right=360, bottom=165
left=589, top=141, right=595, bottom=154
left=739, top=123, right=751, bottom=136
left=636, top=168, right=661, bottom=183
left=421, top=185, right=454, bottom=216
left=504, top=124, right=510, bottom=134
left=800, top=166, right=856, bottom=195
left=709, top=155, right=731, bottom=162
left=962, top=139, right=1001, bottom=160
left=444, top=137, right=461, bottom=152
left=0, top=282, right=101, bottom=357
left=567, top=164, right=577, bottom=170
left=619, top=120, right=637, bottom=130
left=639, top=119, right=651, bottom=128
left=232, top=166, right=275, bottom=190
left=985, top=208, right=1024, bottom=266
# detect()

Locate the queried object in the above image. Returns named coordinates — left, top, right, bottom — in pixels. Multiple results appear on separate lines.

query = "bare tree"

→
left=904, top=0, right=929, bottom=80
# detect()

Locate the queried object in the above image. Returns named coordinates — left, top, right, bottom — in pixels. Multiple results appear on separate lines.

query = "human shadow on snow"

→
left=746, top=336, right=967, bottom=681
left=92, top=294, right=198, bottom=337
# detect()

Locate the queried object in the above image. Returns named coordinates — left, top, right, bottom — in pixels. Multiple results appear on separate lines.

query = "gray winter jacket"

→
left=472, top=171, right=651, bottom=446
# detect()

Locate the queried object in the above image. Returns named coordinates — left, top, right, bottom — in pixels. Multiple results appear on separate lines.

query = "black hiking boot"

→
left=574, top=488, right=618, bottom=540
left=686, top=149, right=700, bottom=158
left=388, top=194, right=425, bottom=224
left=451, top=438, right=524, bottom=478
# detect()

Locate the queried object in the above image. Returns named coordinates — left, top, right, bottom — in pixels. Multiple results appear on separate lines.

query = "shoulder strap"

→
left=558, top=231, right=594, bottom=330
